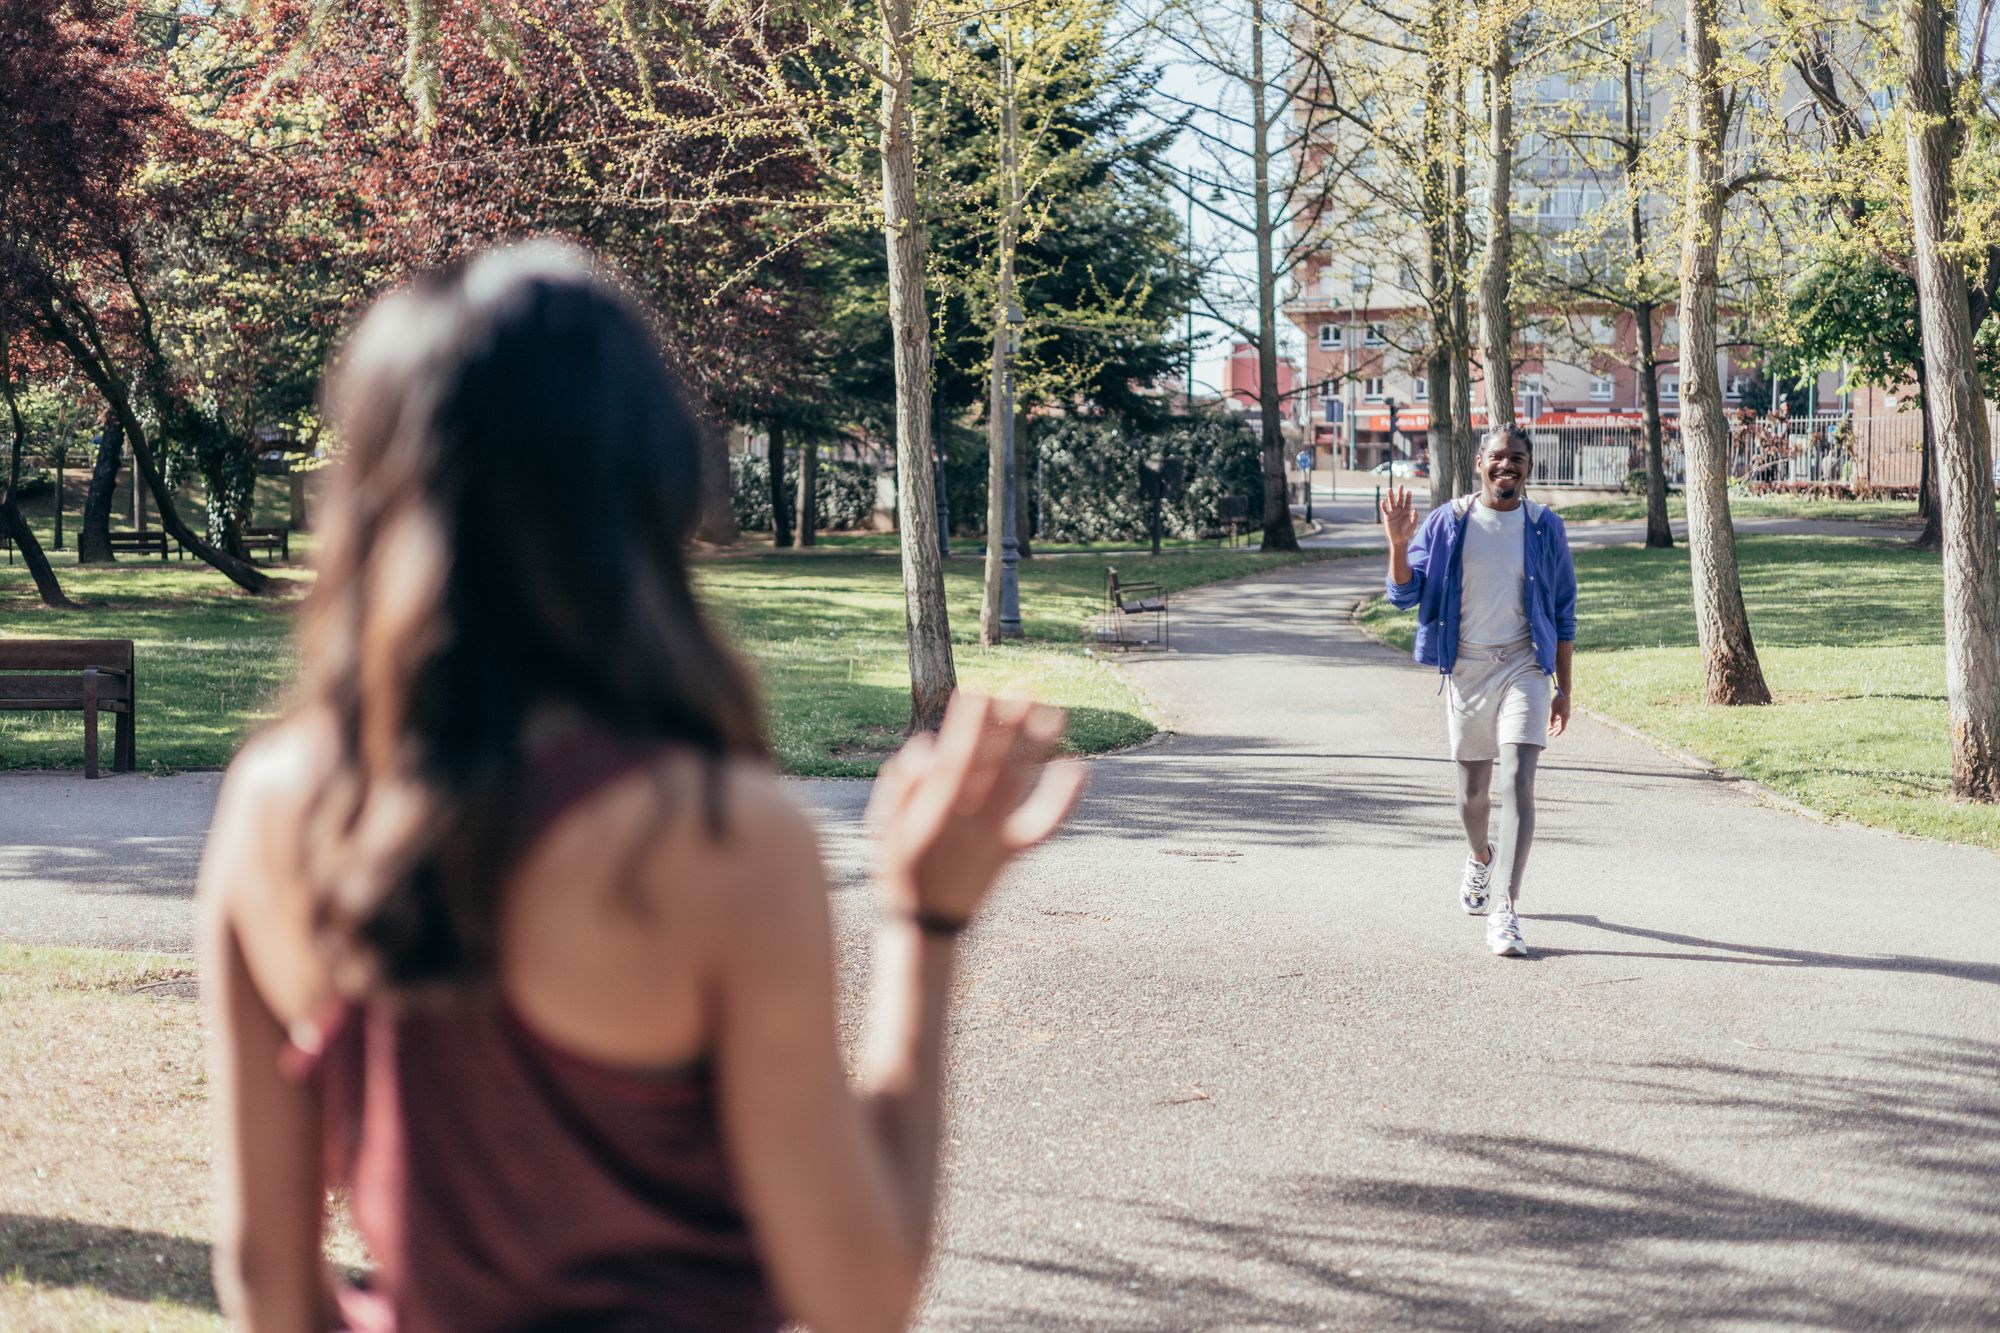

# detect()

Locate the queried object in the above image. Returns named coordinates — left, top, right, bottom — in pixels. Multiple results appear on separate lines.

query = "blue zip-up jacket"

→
left=1384, top=495, right=1577, bottom=679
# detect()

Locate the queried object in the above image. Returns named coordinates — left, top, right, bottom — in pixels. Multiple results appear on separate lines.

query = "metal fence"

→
left=1517, top=411, right=1976, bottom=491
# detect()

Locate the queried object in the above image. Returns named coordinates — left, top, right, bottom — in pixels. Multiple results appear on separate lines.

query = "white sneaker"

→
left=1487, top=903, right=1528, bottom=957
left=1459, top=846, right=1494, bottom=915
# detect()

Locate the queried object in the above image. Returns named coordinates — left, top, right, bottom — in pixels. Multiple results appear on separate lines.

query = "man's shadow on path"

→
left=1526, top=913, right=2000, bottom=988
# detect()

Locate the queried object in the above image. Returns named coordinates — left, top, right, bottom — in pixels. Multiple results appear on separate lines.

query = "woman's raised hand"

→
left=1381, top=485, right=1419, bottom=547
left=865, top=694, right=1087, bottom=928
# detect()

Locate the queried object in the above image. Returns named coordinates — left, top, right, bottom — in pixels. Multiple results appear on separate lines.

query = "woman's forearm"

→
left=859, top=909, right=957, bottom=1248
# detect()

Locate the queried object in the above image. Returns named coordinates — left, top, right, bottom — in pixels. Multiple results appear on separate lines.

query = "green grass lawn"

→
left=0, top=545, right=1333, bottom=776
left=1358, top=534, right=1999, bottom=850
left=1550, top=494, right=1934, bottom=525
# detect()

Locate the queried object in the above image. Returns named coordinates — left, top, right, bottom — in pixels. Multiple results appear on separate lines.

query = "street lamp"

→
left=998, top=301, right=1026, bottom=640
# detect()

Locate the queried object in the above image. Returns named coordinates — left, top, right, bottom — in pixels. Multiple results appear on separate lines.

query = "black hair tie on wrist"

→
left=909, top=911, right=970, bottom=938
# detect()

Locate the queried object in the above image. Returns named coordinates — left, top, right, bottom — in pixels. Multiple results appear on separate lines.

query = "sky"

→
left=1124, top=3, right=1308, bottom=400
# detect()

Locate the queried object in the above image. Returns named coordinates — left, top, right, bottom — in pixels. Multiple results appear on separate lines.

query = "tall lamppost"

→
left=998, top=301, right=1025, bottom=639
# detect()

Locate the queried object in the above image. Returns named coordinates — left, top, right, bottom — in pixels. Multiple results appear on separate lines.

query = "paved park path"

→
left=4, top=520, right=1997, bottom=1328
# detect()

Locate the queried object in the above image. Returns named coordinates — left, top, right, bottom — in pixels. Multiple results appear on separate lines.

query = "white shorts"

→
left=1446, top=638, right=1550, bottom=762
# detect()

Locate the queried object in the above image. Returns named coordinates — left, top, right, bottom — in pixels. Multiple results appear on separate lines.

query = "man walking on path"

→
left=1380, top=426, right=1576, bottom=956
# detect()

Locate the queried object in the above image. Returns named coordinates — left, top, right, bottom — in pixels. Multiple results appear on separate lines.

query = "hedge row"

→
left=729, top=412, right=1263, bottom=542
left=731, top=455, right=880, bottom=532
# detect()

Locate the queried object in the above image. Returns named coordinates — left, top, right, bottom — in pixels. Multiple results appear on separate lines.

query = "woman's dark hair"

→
left=299, top=240, right=763, bottom=993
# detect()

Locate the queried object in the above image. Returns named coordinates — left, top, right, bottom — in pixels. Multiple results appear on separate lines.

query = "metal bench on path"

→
left=1083, top=566, right=1169, bottom=651
left=0, top=639, right=137, bottom=778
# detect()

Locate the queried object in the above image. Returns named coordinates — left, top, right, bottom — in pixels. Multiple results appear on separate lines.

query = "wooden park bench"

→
left=0, top=639, right=136, bottom=778
left=1083, top=566, right=1169, bottom=651
left=242, top=525, right=292, bottom=561
left=108, top=528, right=173, bottom=562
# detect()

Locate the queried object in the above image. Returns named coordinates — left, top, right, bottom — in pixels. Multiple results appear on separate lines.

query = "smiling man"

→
left=1380, top=425, right=1577, bottom=957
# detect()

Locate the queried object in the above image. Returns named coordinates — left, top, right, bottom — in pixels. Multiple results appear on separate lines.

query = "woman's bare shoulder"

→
left=200, top=712, right=338, bottom=914
left=628, top=753, right=830, bottom=922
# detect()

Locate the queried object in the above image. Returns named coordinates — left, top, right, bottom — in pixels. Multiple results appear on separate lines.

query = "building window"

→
left=1363, top=377, right=1386, bottom=401
left=1412, top=376, right=1429, bottom=401
left=1364, top=323, right=1388, bottom=347
left=1725, top=374, right=1748, bottom=401
left=1589, top=374, right=1616, bottom=401
left=1661, top=375, right=1680, bottom=401
left=1590, top=315, right=1616, bottom=345
left=1663, top=317, right=1680, bottom=346
left=1319, top=323, right=1340, bottom=350
left=1353, top=264, right=1373, bottom=292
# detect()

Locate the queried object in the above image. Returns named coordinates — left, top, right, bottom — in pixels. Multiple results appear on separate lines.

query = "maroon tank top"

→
left=285, top=732, right=782, bottom=1332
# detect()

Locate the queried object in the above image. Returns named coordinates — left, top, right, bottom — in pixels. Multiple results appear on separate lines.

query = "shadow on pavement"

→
left=0, top=838, right=205, bottom=897
left=1073, top=734, right=1442, bottom=848
left=1531, top=914, right=2000, bottom=988
left=0, top=1213, right=217, bottom=1312
left=934, top=1036, right=2000, bottom=1330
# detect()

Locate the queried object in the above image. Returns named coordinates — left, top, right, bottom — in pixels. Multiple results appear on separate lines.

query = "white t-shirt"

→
left=1458, top=501, right=1530, bottom=647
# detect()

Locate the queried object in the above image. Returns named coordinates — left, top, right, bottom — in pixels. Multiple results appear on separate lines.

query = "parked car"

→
left=1369, top=458, right=1428, bottom=478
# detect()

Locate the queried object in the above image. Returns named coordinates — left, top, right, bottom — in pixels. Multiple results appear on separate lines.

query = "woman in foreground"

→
left=198, top=242, right=1083, bottom=1332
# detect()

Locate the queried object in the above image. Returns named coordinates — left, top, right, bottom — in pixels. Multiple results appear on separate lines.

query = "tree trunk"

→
left=1624, top=66, right=1672, bottom=552
left=81, top=411, right=121, bottom=561
left=696, top=427, right=738, bottom=545
left=1425, top=336, right=1454, bottom=503
left=1448, top=75, right=1476, bottom=498
left=1251, top=0, right=1299, bottom=551
left=1912, top=367, right=1943, bottom=551
left=982, top=45, right=1023, bottom=644
left=1902, top=0, right=2000, bottom=799
left=0, top=337, right=78, bottom=608
left=1422, top=4, right=1457, bottom=506
left=881, top=2, right=957, bottom=728
left=797, top=437, right=818, bottom=547
left=768, top=422, right=792, bottom=548
left=1478, top=31, right=1515, bottom=433
left=37, top=306, right=269, bottom=591
left=0, top=498, right=78, bottom=608
left=1450, top=291, right=1476, bottom=496
left=1635, top=306, right=1674, bottom=549
left=79, top=410, right=120, bottom=563
left=1679, top=0, right=1771, bottom=705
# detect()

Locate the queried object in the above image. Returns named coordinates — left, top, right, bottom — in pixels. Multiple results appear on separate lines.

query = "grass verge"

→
left=1548, top=495, right=1940, bottom=525
left=0, top=946, right=372, bottom=1331
left=1, top=545, right=1336, bottom=776
left=1357, top=534, right=2000, bottom=851
left=0, top=945, right=220, bottom=1330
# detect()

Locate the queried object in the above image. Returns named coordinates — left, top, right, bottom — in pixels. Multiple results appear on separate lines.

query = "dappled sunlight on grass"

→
left=1362, top=535, right=1996, bottom=850
left=703, top=547, right=1334, bottom=774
